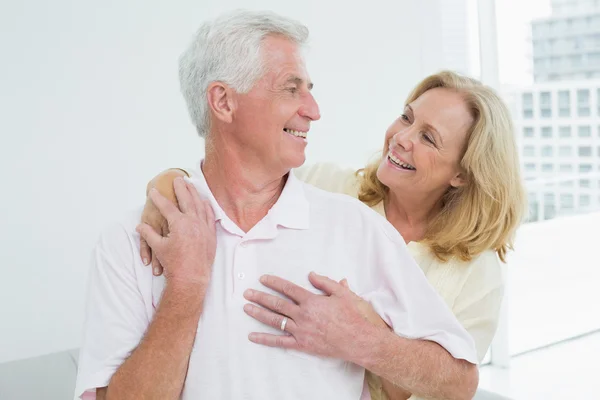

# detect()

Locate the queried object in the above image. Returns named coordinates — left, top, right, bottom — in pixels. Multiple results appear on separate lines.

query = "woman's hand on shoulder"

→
left=140, top=168, right=189, bottom=276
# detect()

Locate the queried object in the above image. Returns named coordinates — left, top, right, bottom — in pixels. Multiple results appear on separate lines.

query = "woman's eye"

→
left=423, top=133, right=435, bottom=144
left=400, top=114, right=410, bottom=122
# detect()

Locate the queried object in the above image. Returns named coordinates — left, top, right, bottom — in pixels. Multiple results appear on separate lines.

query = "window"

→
left=542, top=146, right=553, bottom=157
left=541, top=127, right=553, bottom=138
left=579, top=164, right=592, bottom=173
left=560, top=180, right=574, bottom=187
left=558, top=90, right=570, bottom=117
left=523, top=127, right=534, bottom=138
left=560, top=193, right=574, bottom=208
left=522, top=93, right=534, bottom=119
left=598, top=146, right=600, bottom=156
left=542, top=163, right=554, bottom=173
left=570, top=54, right=582, bottom=68
left=580, top=179, right=590, bottom=188
left=578, top=146, right=592, bottom=156
left=578, top=126, right=591, bottom=137
left=544, top=192, right=555, bottom=205
left=525, top=163, right=536, bottom=172
left=523, top=146, right=535, bottom=156
left=559, top=146, right=572, bottom=157
left=540, top=92, right=552, bottom=117
left=577, top=89, right=590, bottom=116
left=580, top=195, right=591, bottom=207
left=590, top=52, right=600, bottom=66
left=598, top=89, right=600, bottom=116
left=559, top=126, right=572, bottom=137
left=560, top=164, right=573, bottom=173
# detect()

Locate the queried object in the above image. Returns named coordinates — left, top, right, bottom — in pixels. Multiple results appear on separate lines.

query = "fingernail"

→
left=259, top=276, right=267, bottom=284
left=244, top=289, right=254, bottom=298
left=153, top=267, right=160, bottom=275
left=142, top=258, right=149, bottom=266
left=248, top=333, right=257, bottom=341
left=243, top=304, right=252, bottom=313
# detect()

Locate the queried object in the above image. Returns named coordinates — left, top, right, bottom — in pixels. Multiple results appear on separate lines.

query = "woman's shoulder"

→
left=293, top=162, right=360, bottom=196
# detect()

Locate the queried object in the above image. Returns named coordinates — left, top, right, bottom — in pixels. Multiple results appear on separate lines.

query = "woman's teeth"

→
left=284, top=128, right=307, bottom=138
left=388, top=153, right=416, bottom=170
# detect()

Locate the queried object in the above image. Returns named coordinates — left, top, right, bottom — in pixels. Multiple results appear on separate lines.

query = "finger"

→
left=259, top=275, right=312, bottom=304
left=185, top=180, right=205, bottom=218
left=149, top=188, right=181, bottom=224
left=247, top=332, right=298, bottom=350
left=203, top=200, right=216, bottom=233
left=173, top=177, right=194, bottom=215
left=151, top=255, right=163, bottom=276
left=140, top=238, right=151, bottom=266
left=243, top=289, right=300, bottom=319
left=339, top=278, right=349, bottom=289
left=308, top=272, right=344, bottom=296
left=136, top=223, right=163, bottom=250
left=243, top=303, right=298, bottom=333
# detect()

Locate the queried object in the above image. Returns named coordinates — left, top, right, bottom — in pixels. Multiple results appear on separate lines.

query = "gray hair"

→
left=179, top=10, right=309, bottom=137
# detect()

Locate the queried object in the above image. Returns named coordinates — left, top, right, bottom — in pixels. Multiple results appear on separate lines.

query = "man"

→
left=75, top=10, right=479, bottom=400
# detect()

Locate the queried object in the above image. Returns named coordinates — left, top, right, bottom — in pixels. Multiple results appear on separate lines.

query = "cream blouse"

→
left=293, top=163, right=505, bottom=400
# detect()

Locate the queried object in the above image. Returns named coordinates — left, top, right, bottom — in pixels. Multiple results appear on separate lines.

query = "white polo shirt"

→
left=75, top=166, right=477, bottom=400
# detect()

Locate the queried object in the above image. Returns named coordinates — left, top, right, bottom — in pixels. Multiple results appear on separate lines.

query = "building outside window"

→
left=579, top=164, right=593, bottom=173
left=524, top=127, right=535, bottom=137
left=540, top=91, right=552, bottom=117
left=559, top=126, right=572, bottom=137
left=578, top=126, right=591, bottom=137
left=558, top=90, right=571, bottom=117
left=577, top=89, right=590, bottom=116
left=560, top=164, right=573, bottom=172
left=578, top=146, right=592, bottom=156
left=560, top=193, right=574, bottom=209
left=522, top=92, right=534, bottom=118
left=542, top=145, right=553, bottom=157
left=580, top=194, right=591, bottom=207
left=542, top=126, right=553, bottom=138
left=542, top=163, right=554, bottom=173
left=559, top=146, right=572, bottom=156
left=524, top=146, right=535, bottom=156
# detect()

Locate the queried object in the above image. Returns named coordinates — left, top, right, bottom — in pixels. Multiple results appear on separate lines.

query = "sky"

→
left=468, top=0, right=553, bottom=85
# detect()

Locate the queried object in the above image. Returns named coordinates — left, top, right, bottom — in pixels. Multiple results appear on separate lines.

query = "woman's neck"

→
left=383, top=190, right=442, bottom=243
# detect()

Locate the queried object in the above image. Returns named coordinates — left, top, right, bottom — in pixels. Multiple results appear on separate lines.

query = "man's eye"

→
left=287, top=87, right=298, bottom=94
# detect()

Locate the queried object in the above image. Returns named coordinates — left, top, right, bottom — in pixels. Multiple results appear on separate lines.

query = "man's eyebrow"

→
left=284, top=75, right=314, bottom=90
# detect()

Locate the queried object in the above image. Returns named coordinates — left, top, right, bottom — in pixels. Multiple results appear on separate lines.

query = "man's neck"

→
left=202, top=148, right=286, bottom=233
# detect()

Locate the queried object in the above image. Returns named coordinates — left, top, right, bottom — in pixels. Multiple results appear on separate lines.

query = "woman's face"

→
left=377, top=88, right=474, bottom=201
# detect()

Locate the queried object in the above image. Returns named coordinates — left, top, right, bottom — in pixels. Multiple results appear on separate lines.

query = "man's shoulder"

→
left=94, top=207, right=145, bottom=264
left=301, top=183, right=405, bottom=246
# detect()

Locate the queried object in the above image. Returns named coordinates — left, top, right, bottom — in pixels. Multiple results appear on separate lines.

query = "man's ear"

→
left=450, top=171, right=467, bottom=188
left=206, top=81, right=236, bottom=124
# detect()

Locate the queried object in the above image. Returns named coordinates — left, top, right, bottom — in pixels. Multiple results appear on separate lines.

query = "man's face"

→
left=229, top=35, right=320, bottom=174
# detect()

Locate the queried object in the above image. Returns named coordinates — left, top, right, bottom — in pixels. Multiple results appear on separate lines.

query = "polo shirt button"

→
left=238, top=272, right=245, bottom=279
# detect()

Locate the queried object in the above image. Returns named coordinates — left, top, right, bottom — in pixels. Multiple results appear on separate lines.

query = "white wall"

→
left=0, top=0, right=461, bottom=363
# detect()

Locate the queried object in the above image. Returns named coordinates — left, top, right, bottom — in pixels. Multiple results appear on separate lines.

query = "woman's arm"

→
left=141, top=168, right=189, bottom=276
left=379, top=251, right=504, bottom=400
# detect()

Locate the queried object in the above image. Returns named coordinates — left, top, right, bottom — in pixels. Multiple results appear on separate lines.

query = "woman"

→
left=139, top=70, right=527, bottom=400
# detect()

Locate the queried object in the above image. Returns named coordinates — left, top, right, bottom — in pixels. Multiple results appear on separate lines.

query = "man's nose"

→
left=299, top=92, right=321, bottom=121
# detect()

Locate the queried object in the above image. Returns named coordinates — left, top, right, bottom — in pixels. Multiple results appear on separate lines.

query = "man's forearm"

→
left=106, top=283, right=205, bottom=400
left=356, top=326, right=478, bottom=400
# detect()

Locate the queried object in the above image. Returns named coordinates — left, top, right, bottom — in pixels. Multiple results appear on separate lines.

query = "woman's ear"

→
left=206, top=81, right=236, bottom=124
left=450, top=172, right=467, bottom=188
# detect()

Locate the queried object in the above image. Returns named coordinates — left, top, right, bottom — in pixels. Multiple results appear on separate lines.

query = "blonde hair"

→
left=358, top=71, right=527, bottom=263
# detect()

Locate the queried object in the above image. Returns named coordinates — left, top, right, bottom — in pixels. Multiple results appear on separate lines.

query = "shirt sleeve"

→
left=74, top=220, right=150, bottom=399
left=357, top=219, right=479, bottom=364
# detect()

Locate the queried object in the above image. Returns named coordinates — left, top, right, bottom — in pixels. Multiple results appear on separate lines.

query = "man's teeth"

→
left=388, top=153, right=416, bottom=170
left=284, top=128, right=307, bottom=138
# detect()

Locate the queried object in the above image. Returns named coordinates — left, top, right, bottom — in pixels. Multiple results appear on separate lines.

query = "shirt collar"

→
left=187, top=161, right=310, bottom=232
